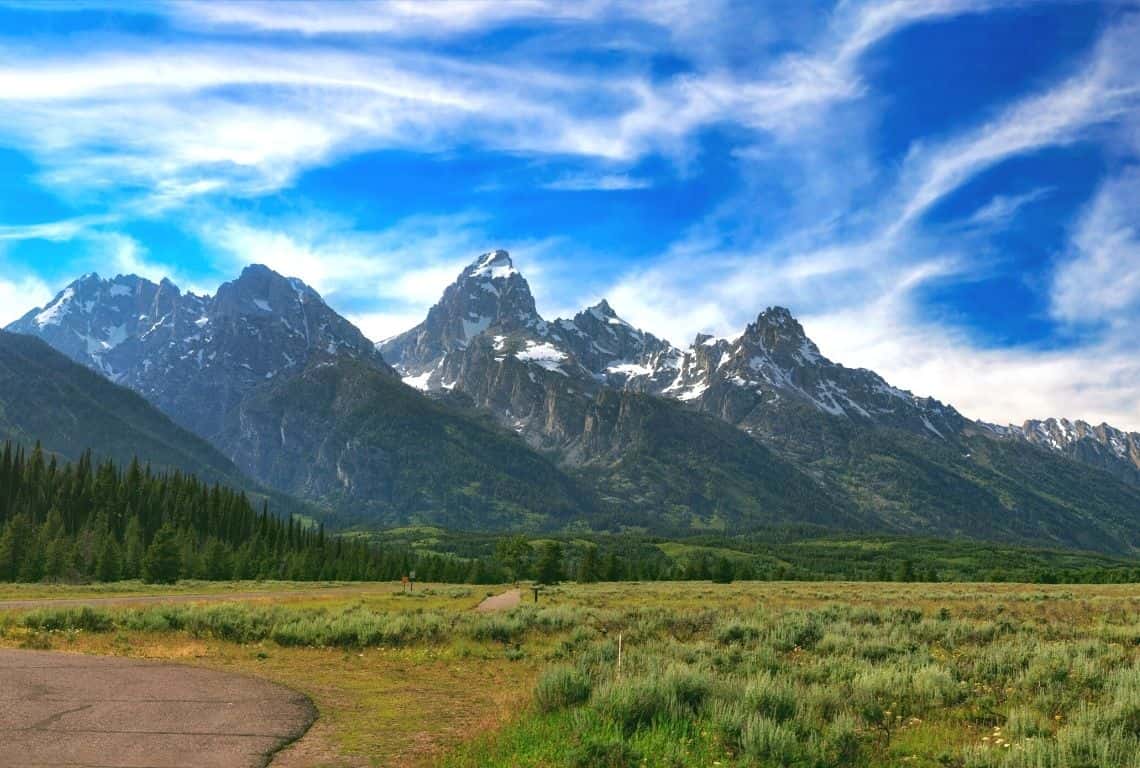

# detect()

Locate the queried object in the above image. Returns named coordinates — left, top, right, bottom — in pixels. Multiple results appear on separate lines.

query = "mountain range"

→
left=6, top=251, right=1140, bottom=552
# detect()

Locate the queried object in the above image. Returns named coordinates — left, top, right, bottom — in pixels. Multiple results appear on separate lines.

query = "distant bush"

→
left=23, top=606, right=114, bottom=633
left=468, top=614, right=525, bottom=644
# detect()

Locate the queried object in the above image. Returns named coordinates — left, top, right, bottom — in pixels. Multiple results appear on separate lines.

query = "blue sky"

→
left=0, top=0, right=1138, bottom=428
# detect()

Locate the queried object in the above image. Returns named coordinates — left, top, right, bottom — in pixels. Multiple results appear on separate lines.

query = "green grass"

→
left=439, top=582, right=1140, bottom=767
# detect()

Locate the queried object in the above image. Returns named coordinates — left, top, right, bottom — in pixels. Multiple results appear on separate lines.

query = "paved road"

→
left=0, top=649, right=315, bottom=768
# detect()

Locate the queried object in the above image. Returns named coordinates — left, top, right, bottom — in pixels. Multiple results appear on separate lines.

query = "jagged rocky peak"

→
left=465, top=249, right=517, bottom=279
left=7, top=263, right=391, bottom=439
left=581, top=298, right=619, bottom=320
left=739, top=306, right=822, bottom=363
left=564, top=299, right=630, bottom=338
left=977, top=416, right=1139, bottom=486
left=1014, top=417, right=1140, bottom=469
left=7, top=272, right=179, bottom=373
left=379, top=249, right=546, bottom=377
left=653, top=305, right=965, bottom=438
left=546, top=298, right=681, bottom=387
left=452, top=249, right=538, bottom=326
left=212, top=263, right=319, bottom=317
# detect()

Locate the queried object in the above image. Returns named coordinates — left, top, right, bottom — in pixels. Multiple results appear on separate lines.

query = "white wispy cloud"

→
left=0, top=0, right=996, bottom=205
left=962, top=187, right=1052, bottom=228
left=0, top=215, right=115, bottom=242
left=802, top=291, right=1140, bottom=429
left=198, top=210, right=568, bottom=340
left=1052, top=168, right=1140, bottom=329
left=597, top=14, right=1140, bottom=429
left=167, top=0, right=599, bottom=38
left=891, top=32, right=1138, bottom=234
left=542, top=173, right=652, bottom=191
left=0, top=270, right=52, bottom=326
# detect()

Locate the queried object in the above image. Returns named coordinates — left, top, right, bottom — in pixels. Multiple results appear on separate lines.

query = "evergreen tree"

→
left=123, top=516, right=144, bottom=580
left=712, top=556, right=735, bottom=584
left=141, top=524, right=181, bottom=584
left=203, top=538, right=231, bottom=580
left=895, top=558, right=916, bottom=583
left=95, top=534, right=121, bottom=582
left=577, top=546, right=600, bottom=583
left=494, top=535, right=533, bottom=584
left=536, top=542, right=564, bottom=584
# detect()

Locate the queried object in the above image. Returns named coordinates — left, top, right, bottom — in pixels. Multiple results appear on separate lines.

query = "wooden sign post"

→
left=531, top=584, right=544, bottom=604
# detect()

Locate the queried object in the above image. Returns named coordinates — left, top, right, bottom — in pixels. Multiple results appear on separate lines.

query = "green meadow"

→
left=4, top=580, right=1140, bottom=766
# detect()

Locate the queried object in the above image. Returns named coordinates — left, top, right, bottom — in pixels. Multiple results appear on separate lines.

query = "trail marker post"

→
left=531, top=584, right=544, bottom=603
left=617, top=632, right=623, bottom=679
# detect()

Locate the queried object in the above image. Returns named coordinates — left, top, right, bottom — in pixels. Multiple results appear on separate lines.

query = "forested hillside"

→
left=0, top=443, right=393, bottom=582
left=0, top=331, right=245, bottom=483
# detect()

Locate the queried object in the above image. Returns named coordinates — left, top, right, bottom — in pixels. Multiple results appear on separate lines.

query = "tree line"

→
left=0, top=443, right=481, bottom=584
left=3, top=442, right=1137, bottom=586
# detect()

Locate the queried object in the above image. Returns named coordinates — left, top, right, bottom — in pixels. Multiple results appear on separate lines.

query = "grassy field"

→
left=3, top=580, right=1140, bottom=766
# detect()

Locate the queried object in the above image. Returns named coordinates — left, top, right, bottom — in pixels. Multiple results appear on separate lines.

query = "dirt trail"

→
left=475, top=588, right=523, bottom=612
left=0, top=648, right=314, bottom=768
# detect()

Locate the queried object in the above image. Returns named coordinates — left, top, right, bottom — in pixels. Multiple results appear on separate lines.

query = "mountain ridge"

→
left=7, top=253, right=1140, bottom=552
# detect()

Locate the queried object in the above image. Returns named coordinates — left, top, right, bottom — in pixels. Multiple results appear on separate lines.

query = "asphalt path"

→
left=0, top=649, right=315, bottom=768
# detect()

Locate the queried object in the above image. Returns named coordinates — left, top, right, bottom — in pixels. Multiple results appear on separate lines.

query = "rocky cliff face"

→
left=9, top=265, right=391, bottom=439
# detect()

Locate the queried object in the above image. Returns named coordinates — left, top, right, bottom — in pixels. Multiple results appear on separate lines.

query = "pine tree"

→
left=95, top=534, right=121, bottom=582
left=141, top=524, right=181, bottom=584
left=123, top=516, right=144, bottom=580
left=712, top=556, right=735, bottom=584
left=494, top=535, right=533, bottom=584
left=203, top=538, right=231, bottom=580
left=536, top=542, right=564, bottom=585
left=577, top=546, right=600, bottom=583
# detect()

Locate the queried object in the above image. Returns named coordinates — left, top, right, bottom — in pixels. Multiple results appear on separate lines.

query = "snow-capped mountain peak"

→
left=7, top=265, right=388, bottom=438
left=379, top=249, right=546, bottom=383
left=466, top=249, right=519, bottom=280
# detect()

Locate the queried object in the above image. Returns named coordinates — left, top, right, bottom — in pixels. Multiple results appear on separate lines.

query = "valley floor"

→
left=2, top=580, right=1139, bottom=767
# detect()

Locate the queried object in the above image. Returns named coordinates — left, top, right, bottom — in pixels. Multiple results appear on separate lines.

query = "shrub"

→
left=769, top=612, right=823, bottom=651
left=534, top=666, right=591, bottom=712
left=1005, top=706, right=1051, bottom=739
left=592, top=677, right=677, bottom=734
left=715, top=619, right=760, bottom=646
left=742, top=716, right=800, bottom=763
left=23, top=607, right=114, bottom=633
left=665, top=666, right=711, bottom=713
left=744, top=673, right=797, bottom=722
left=469, top=614, right=525, bottom=644
left=568, top=739, right=642, bottom=768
